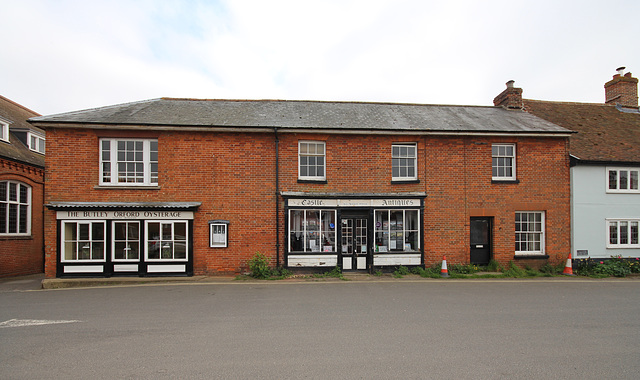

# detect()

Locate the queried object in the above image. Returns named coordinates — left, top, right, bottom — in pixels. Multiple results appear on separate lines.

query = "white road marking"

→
left=0, top=319, right=81, bottom=328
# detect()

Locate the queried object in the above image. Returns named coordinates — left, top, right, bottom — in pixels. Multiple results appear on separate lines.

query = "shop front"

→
left=284, top=194, right=425, bottom=272
left=48, top=202, right=200, bottom=277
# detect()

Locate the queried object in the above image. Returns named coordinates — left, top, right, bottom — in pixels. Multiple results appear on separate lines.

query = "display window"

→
left=374, top=209, right=419, bottom=252
left=289, top=209, right=336, bottom=252
left=146, top=221, right=188, bottom=261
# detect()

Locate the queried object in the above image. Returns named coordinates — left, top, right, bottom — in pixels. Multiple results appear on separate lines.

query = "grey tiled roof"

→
left=30, top=98, right=570, bottom=134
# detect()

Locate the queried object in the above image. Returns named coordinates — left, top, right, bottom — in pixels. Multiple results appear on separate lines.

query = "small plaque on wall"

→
left=576, top=250, right=588, bottom=257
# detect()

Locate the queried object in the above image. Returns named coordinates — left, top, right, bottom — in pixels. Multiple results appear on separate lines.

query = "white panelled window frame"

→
left=607, top=219, right=640, bottom=248
left=374, top=209, right=420, bottom=252
left=145, top=220, right=188, bottom=261
left=0, top=181, right=31, bottom=235
left=288, top=209, right=336, bottom=252
left=112, top=221, right=141, bottom=261
left=100, top=138, right=158, bottom=186
left=61, top=220, right=107, bottom=262
left=515, top=211, right=545, bottom=255
left=391, top=143, right=417, bottom=181
left=209, top=220, right=229, bottom=248
left=0, top=120, right=8, bottom=143
left=492, top=143, right=516, bottom=181
left=298, top=141, right=326, bottom=181
left=28, top=132, right=45, bottom=154
left=607, top=168, right=640, bottom=193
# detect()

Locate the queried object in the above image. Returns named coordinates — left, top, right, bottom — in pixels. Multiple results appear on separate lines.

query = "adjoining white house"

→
left=495, top=67, right=640, bottom=260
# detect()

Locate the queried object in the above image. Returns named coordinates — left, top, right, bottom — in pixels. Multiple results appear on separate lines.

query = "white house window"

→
left=515, top=211, right=545, bottom=255
left=113, top=221, right=140, bottom=261
left=0, top=121, right=8, bottom=143
left=607, top=168, right=640, bottom=193
left=100, top=139, right=158, bottom=186
left=374, top=209, right=420, bottom=252
left=298, top=141, right=325, bottom=181
left=0, top=181, right=31, bottom=235
left=492, top=144, right=516, bottom=180
left=146, top=221, right=188, bottom=261
left=61, top=221, right=106, bottom=262
left=289, top=209, right=336, bottom=252
left=392, top=143, right=417, bottom=181
left=28, top=132, right=45, bottom=154
left=209, top=221, right=229, bottom=248
left=607, top=219, right=640, bottom=248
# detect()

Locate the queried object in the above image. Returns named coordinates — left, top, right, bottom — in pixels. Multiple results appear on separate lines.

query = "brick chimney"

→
left=605, top=67, right=638, bottom=107
left=493, top=80, right=523, bottom=109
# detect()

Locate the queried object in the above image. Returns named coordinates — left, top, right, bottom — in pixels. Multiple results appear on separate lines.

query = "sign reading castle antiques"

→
left=287, top=198, right=419, bottom=207
left=57, top=210, right=194, bottom=220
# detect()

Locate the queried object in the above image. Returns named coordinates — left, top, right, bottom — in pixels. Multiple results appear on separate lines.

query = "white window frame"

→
left=288, top=209, right=336, bottom=252
left=28, top=132, right=45, bottom=154
left=145, top=220, right=188, bottom=262
left=374, top=209, right=421, bottom=252
left=607, top=219, right=640, bottom=248
left=392, top=143, right=417, bottom=181
left=607, top=168, right=640, bottom=193
left=0, top=181, right=32, bottom=236
left=100, top=138, right=158, bottom=186
left=112, top=221, right=141, bottom=262
left=515, top=211, right=545, bottom=255
left=209, top=221, right=229, bottom=248
left=0, top=120, right=8, bottom=143
left=298, top=141, right=326, bottom=181
left=60, top=220, right=107, bottom=262
left=492, top=144, right=516, bottom=181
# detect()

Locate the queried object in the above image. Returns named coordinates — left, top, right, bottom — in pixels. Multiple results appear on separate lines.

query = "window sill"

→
left=391, top=179, right=420, bottom=184
left=513, top=254, right=549, bottom=260
left=297, top=179, right=327, bottom=184
left=0, top=235, right=33, bottom=240
left=492, top=179, right=520, bottom=184
left=95, top=185, right=161, bottom=190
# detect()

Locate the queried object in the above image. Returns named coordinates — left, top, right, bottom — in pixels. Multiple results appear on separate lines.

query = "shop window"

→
left=298, top=141, right=325, bottom=181
left=209, top=221, right=229, bottom=248
left=100, top=139, right=158, bottom=186
left=289, top=209, right=336, bottom=252
left=0, top=181, right=31, bottom=235
left=492, top=144, right=516, bottom=180
left=61, top=221, right=106, bottom=261
left=607, top=219, right=640, bottom=248
left=515, top=211, right=545, bottom=255
left=146, top=221, right=188, bottom=261
left=607, top=168, right=640, bottom=193
left=392, top=143, right=417, bottom=181
left=374, top=209, right=419, bottom=252
left=28, top=132, right=45, bottom=154
left=113, top=221, right=140, bottom=261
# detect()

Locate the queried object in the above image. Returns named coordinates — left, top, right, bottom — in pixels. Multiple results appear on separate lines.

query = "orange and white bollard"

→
left=441, top=255, right=449, bottom=277
left=563, top=253, right=575, bottom=276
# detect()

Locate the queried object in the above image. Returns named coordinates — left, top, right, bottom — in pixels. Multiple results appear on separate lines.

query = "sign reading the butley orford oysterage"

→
left=287, top=199, right=419, bottom=207
left=56, top=210, right=194, bottom=220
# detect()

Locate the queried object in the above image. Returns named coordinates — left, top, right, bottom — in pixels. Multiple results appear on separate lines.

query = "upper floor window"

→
left=392, top=143, right=417, bottom=181
left=515, top=211, right=545, bottom=255
left=0, top=181, right=31, bottom=235
left=298, top=141, right=325, bottom=181
left=0, top=121, right=9, bottom=143
left=607, top=168, right=639, bottom=193
left=492, top=144, right=516, bottom=180
left=28, top=132, right=45, bottom=154
left=607, top=219, right=640, bottom=248
left=100, top=139, right=158, bottom=186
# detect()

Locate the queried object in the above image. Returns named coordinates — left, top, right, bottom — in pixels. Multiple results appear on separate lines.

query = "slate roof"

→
left=0, top=95, right=44, bottom=168
left=29, top=98, right=570, bottom=135
left=523, top=99, right=640, bottom=163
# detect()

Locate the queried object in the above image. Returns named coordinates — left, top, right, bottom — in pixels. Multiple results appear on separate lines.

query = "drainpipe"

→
left=274, top=128, right=280, bottom=267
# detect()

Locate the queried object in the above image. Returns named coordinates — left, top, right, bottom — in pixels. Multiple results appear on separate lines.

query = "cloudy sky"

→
left=2, top=0, right=638, bottom=116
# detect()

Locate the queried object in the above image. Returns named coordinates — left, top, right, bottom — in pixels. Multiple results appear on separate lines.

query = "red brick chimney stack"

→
left=605, top=67, right=638, bottom=108
left=493, top=80, right=523, bottom=109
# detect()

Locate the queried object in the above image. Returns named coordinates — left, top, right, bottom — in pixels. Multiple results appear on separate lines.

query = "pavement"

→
left=1, top=271, right=639, bottom=291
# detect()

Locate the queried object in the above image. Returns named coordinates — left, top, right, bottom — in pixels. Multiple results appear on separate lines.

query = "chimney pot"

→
left=506, top=80, right=515, bottom=88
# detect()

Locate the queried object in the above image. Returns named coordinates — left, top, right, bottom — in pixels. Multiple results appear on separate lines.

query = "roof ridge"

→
left=523, top=98, right=614, bottom=107
left=28, top=98, right=162, bottom=121
left=0, top=94, right=41, bottom=116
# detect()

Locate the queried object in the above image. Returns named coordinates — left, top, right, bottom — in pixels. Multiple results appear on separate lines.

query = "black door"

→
left=470, top=217, right=491, bottom=265
left=341, top=217, right=368, bottom=270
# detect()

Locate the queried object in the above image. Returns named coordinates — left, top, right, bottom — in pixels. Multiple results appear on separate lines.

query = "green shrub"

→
left=248, top=252, right=271, bottom=279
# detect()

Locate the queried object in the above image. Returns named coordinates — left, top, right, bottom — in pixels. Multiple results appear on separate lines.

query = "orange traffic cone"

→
left=563, top=253, right=575, bottom=276
left=441, top=255, right=449, bottom=277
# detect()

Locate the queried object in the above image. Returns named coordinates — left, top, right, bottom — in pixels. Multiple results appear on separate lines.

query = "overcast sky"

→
left=2, top=0, right=638, bottom=116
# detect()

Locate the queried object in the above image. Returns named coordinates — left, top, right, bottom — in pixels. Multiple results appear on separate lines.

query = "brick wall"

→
left=605, top=72, right=639, bottom=108
left=44, top=128, right=570, bottom=277
left=1, top=158, right=45, bottom=277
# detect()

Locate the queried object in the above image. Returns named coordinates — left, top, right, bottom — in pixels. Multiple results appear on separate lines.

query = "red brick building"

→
left=29, top=99, right=571, bottom=277
left=1, top=95, right=45, bottom=277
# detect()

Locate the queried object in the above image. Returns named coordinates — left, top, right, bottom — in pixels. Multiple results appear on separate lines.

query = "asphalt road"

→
left=1, top=279, right=639, bottom=379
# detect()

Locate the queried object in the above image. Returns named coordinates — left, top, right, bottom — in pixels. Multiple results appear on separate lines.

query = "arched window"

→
left=0, top=181, right=31, bottom=235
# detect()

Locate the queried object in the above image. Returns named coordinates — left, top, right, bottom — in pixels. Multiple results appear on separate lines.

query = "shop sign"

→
left=287, top=199, right=418, bottom=207
left=57, top=210, right=194, bottom=220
